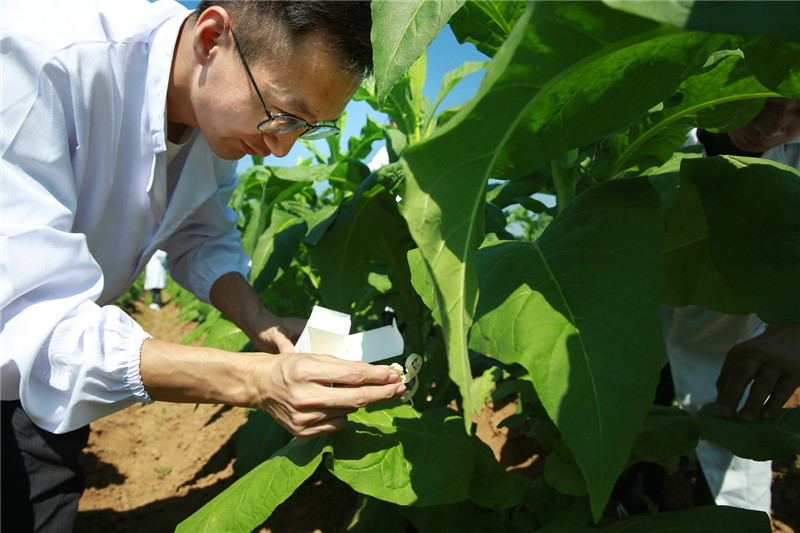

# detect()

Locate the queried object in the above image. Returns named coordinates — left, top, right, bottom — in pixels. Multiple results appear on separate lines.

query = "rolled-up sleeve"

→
left=28, top=302, right=153, bottom=432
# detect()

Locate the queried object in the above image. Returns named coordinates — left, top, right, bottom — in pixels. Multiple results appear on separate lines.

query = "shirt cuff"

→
left=188, top=253, right=251, bottom=303
left=28, top=303, right=155, bottom=432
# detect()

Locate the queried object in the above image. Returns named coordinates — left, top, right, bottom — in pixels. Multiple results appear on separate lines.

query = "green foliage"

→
left=179, top=402, right=532, bottom=533
left=633, top=404, right=800, bottom=467
left=113, top=272, right=145, bottom=313
left=471, top=178, right=666, bottom=514
left=371, top=0, right=466, bottom=106
left=602, top=505, right=771, bottom=532
left=180, top=1, right=800, bottom=531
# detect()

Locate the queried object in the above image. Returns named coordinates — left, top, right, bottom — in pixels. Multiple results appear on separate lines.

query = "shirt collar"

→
left=146, top=9, right=192, bottom=156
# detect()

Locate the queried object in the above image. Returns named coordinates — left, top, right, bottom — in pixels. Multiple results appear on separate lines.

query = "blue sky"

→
left=169, top=1, right=486, bottom=173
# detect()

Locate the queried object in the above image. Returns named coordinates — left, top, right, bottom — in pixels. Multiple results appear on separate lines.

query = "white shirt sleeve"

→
left=0, top=39, right=153, bottom=433
left=162, top=157, right=252, bottom=303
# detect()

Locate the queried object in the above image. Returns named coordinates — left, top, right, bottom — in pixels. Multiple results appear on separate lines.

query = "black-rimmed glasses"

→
left=231, top=29, right=340, bottom=140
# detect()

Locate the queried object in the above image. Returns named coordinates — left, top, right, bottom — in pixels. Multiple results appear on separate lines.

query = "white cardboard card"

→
left=294, top=305, right=404, bottom=363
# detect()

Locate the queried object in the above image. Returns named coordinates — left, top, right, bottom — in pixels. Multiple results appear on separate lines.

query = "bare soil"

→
left=75, top=293, right=800, bottom=532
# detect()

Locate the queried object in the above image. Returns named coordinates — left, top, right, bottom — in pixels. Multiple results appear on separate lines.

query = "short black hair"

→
left=195, top=1, right=373, bottom=76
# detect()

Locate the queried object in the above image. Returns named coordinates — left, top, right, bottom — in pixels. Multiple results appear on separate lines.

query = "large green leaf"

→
left=605, top=505, right=771, bottom=533
left=695, top=404, right=800, bottom=461
left=200, top=318, right=248, bottom=353
left=307, top=173, right=416, bottom=314
left=328, top=402, right=533, bottom=508
left=231, top=410, right=292, bottom=477
left=401, top=3, right=722, bottom=432
left=597, top=49, right=773, bottom=182
left=662, top=158, right=751, bottom=314
left=250, top=208, right=307, bottom=294
left=176, top=437, right=326, bottom=533
left=181, top=402, right=532, bottom=531
left=371, top=0, right=465, bottom=105
left=633, top=404, right=800, bottom=472
left=603, top=0, right=800, bottom=43
left=401, top=3, right=547, bottom=434
left=490, top=2, right=725, bottom=183
left=469, top=178, right=665, bottom=521
left=741, top=37, right=800, bottom=97
left=687, top=156, right=800, bottom=324
left=448, top=1, right=528, bottom=58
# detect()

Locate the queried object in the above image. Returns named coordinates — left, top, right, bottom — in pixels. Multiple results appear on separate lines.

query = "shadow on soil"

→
left=75, top=478, right=236, bottom=533
left=75, top=464, right=358, bottom=533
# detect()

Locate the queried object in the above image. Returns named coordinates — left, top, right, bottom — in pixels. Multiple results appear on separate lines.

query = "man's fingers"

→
left=716, top=352, right=762, bottom=417
left=292, top=355, right=402, bottom=386
left=737, top=369, right=780, bottom=421
left=315, top=381, right=406, bottom=409
left=291, top=415, right=349, bottom=439
left=272, top=332, right=297, bottom=354
left=264, top=354, right=408, bottom=438
left=760, top=375, right=800, bottom=420
left=716, top=372, right=753, bottom=418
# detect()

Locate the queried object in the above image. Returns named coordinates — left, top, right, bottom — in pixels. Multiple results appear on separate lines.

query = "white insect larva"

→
left=390, top=354, right=422, bottom=407
left=389, top=362, right=405, bottom=377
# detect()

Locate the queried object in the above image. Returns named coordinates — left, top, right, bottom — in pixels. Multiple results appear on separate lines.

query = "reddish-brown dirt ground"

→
left=74, top=293, right=800, bottom=532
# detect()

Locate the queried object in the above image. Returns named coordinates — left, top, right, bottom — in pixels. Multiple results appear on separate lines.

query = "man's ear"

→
left=192, top=6, right=231, bottom=65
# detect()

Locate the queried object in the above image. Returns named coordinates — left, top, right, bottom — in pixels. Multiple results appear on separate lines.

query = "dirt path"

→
left=74, top=293, right=800, bottom=532
left=75, top=294, right=247, bottom=532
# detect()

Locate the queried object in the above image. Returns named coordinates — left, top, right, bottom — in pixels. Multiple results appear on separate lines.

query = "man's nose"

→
left=751, top=102, right=792, bottom=137
left=262, top=130, right=301, bottom=158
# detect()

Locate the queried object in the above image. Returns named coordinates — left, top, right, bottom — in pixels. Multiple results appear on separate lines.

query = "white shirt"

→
left=0, top=0, right=251, bottom=433
left=663, top=131, right=800, bottom=511
left=666, top=130, right=800, bottom=411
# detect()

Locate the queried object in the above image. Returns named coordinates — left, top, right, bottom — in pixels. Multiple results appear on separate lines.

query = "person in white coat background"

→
left=613, top=98, right=800, bottom=520
left=664, top=97, right=800, bottom=516
left=0, top=2, right=406, bottom=531
left=144, top=249, right=169, bottom=311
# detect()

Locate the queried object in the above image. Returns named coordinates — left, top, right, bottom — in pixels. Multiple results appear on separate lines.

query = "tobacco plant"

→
left=178, top=2, right=800, bottom=531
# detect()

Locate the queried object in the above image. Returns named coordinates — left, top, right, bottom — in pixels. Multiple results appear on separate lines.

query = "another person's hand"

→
left=253, top=352, right=406, bottom=437
left=716, top=325, right=800, bottom=421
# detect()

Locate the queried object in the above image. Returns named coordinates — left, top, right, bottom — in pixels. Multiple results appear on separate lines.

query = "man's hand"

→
left=209, top=272, right=305, bottom=353
left=141, top=340, right=407, bottom=438
left=246, top=311, right=306, bottom=354
left=716, top=325, right=800, bottom=421
left=252, top=353, right=406, bottom=437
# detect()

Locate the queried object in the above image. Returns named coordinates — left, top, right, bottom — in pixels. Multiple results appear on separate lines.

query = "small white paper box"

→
left=294, top=305, right=404, bottom=363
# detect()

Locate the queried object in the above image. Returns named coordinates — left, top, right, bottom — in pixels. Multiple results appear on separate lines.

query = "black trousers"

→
left=1, top=401, right=89, bottom=533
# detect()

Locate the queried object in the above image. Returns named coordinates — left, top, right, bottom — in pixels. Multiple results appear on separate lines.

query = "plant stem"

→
left=551, top=160, right=576, bottom=213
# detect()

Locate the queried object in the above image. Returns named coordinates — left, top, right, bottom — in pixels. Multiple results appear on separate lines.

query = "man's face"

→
left=728, top=97, right=800, bottom=154
left=195, top=29, right=361, bottom=161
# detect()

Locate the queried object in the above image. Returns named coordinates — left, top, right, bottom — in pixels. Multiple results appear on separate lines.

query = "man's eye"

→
left=274, top=115, right=300, bottom=125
